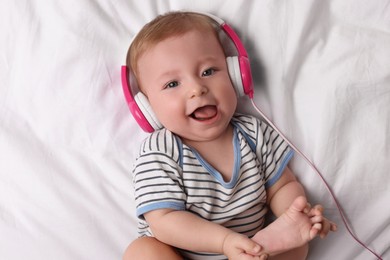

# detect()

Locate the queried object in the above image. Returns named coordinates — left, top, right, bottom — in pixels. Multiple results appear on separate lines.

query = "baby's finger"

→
left=303, top=202, right=312, bottom=214
left=259, top=254, right=269, bottom=260
left=239, top=237, right=262, bottom=256
left=320, top=221, right=330, bottom=238
left=320, top=220, right=338, bottom=238
left=308, top=205, right=324, bottom=217
left=248, top=254, right=269, bottom=260
left=237, top=253, right=268, bottom=260
left=310, top=223, right=321, bottom=239
left=313, top=204, right=324, bottom=213
left=330, top=222, right=338, bottom=232
left=310, top=215, right=323, bottom=224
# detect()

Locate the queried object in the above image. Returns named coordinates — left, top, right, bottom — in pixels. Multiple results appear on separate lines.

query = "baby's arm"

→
left=144, top=208, right=266, bottom=259
left=266, top=167, right=306, bottom=216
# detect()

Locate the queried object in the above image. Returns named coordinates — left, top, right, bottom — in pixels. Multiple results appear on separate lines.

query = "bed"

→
left=1, top=0, right=389, bottom=259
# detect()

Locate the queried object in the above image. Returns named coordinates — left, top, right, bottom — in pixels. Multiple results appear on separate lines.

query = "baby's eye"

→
left=202, top=68, right=215, bottom=77
left=165, top=81, right=179, bottom=88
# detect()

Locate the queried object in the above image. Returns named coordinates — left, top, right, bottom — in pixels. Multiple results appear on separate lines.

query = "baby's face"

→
left=137, top=29, right=237, bottom=143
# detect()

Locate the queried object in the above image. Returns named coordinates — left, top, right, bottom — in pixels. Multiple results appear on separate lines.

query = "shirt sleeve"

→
left=254, top=116, right=294, bottom=188
left=132, top=130, right=186, bottom=219
left=232, top=114, right=294, bottom=188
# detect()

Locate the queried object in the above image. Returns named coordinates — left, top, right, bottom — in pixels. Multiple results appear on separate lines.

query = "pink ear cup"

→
left=226, top=56, right=254, bottom=98
left=121, top=66, right=160, bottom=133
left=220, top=23, right=254, bottom=99
left=238, top=56, right=253, bottom=99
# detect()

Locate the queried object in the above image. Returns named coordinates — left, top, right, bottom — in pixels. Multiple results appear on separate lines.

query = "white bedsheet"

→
left=1, top=1, right=389, bottom=259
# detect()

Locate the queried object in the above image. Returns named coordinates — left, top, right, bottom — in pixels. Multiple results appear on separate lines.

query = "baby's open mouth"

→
left=190, top=105, right=217, bottom=121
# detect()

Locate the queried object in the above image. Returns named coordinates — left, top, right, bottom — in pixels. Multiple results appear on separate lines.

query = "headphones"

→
left=121, top=12, right=254, bottom=132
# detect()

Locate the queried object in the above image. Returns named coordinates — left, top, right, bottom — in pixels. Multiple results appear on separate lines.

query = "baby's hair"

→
left=127, top=11, right=220, bottom=81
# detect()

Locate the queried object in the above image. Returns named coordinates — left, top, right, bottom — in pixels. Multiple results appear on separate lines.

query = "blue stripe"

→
left=190, top=129, right=241, bottom=189
left=136, top=201, right=186, bottom=219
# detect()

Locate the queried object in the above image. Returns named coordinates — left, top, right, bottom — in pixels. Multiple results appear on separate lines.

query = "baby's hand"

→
left=307, top=204, right=337, bottom=238
left=222, top=232, right=268, bottom=260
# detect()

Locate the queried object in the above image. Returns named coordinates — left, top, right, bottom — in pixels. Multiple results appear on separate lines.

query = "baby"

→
left=122, top=11, right=336, bottom=260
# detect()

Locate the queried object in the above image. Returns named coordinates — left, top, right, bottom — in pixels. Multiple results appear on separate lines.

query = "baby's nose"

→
left=189, top=82, right=208, bottom=98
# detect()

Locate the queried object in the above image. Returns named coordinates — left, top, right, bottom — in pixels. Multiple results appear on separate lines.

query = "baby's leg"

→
left=123, top=237, right=182, bottom=260
left=252, top=196, right=320, bottom=256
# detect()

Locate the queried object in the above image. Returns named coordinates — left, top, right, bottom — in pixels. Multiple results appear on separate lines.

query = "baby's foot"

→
left=252, top=196, right=321, bottom=255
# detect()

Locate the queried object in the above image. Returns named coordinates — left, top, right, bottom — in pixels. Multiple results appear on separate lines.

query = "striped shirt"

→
left=132, top=114, right=294, bottom=259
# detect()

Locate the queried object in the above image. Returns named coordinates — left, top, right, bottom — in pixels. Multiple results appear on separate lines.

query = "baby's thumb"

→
left=258, top=254, right=269, bottom=260
left=242, top=239, right=262, bottom=255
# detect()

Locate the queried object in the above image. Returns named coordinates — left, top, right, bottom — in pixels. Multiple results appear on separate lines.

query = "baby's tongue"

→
left=193, top=105, right=217, bottom=120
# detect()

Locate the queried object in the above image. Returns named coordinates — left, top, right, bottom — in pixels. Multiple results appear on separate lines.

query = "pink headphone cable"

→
left=250, top=99, right=383, bottom=260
